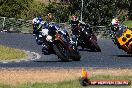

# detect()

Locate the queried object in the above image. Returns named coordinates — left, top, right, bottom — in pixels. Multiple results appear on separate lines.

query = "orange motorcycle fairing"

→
left=117, top=29, right=132, bottom=54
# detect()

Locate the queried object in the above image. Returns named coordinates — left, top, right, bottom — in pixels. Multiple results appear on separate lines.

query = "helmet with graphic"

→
left=71, top=15, right=78, bottom=21
left=70, top=15, right=79, bottom=26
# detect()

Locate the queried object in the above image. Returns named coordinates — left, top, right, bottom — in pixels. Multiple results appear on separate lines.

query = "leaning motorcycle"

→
left=71, top=24, right=101, bottom=52
left=78, top=24, right=101, bottom=52
left=42, top=24, right=81, bottom=61
left=110, top=23, right=132, bottom=54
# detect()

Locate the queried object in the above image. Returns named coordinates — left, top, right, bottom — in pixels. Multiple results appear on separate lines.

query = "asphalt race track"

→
left=0, top=32, right=132, bottom=68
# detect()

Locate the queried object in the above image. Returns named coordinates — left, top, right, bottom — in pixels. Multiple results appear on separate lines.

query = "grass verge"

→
left=0, top=75, right=131, bottom=88
left=0, top=45, right=27, bottom=61
left=0, top=68, right=132, bottom=88
left=21, top=26, right=33, bottom=34
left=124, top=20, right=132, bottom=28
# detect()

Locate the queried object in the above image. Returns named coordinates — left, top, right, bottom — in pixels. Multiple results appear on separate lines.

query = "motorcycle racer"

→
left=69, top=15, right=88, bottom=46
left=111, top=17, right=119, bottom=31
left=110, top=17, right=127, bottom=49
left=41, top=22, right=60, bottom=54
left=32, top=15, right=43, bottom=35
left=41, top=22, right=71, bottom=55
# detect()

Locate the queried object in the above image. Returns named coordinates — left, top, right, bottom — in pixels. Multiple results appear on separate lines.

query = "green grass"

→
left=0, top=75, right=131, bottom=88
left=124, top=20, right=132, bottom=28
left=0, top=45, right=27, bottom=61
left=21, top=26, right=33, bottom=34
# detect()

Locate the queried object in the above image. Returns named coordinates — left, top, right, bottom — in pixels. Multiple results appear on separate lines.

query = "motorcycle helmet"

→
left=71, top=15, right=78, bottom=21
left=71, top=15, right=79, bottom=26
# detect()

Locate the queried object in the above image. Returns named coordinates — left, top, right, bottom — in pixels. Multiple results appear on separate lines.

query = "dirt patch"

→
left=90, top=68, right=132, bottom=76
left=0, top=68, right=80, bottom=85
left=0, top=68, right=132, bottom=85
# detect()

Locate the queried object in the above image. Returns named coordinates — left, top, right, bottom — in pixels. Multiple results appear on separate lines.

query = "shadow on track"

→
left=34, top=60, right=62, bottom=62
left=113, top=54, right=132, bottom=57
left=34, top=59, right=72, bottom=62
left=79, top=49, right=90, bottom=51
left=79, top=49, right=101, bottom=52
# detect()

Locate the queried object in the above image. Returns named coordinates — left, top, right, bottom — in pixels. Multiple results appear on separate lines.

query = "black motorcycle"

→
left=71, top=23, right=101, bottom=52
left=79, top=24, right=101, bottom=52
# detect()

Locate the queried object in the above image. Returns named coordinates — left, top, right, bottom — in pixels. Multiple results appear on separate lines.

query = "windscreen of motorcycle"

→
left=116, top=23, right=127, bottom=38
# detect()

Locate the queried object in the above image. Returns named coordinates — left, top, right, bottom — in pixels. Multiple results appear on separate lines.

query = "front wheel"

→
left=93, top=44, right=101, bottom=52
left=53, top=42, right=71, bottom=62
left=70, top=46, right=81, bottom=61
left=90, top=40, right=101, bottom=52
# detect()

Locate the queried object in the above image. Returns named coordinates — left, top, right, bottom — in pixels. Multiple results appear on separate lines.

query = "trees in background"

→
left=46, top=3, right=71, bottom=23
left=0, top=0, right=33, bottom=19
left=128, top=0, right=132, bottom=19
left=0, top=0, right=132, bottom=26
left=0, top=0, right=70, bottom=22
left=70, top=0, right=130, bottom=26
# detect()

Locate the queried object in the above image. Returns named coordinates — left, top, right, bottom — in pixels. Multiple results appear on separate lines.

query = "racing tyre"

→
left=93, top=44, right=101, bottom=52
left=70, top=46, right=81, bottom=61
left=90, top=40, right=101, bottom=52
left=53, top=43, right=71, bottom=62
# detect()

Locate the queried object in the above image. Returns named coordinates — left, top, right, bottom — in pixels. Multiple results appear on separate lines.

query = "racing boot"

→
left=42, top=43, right=50, bottom=55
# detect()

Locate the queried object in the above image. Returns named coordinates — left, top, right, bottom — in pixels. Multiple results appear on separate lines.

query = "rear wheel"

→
left=53, top=42, right=71, bottom=62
